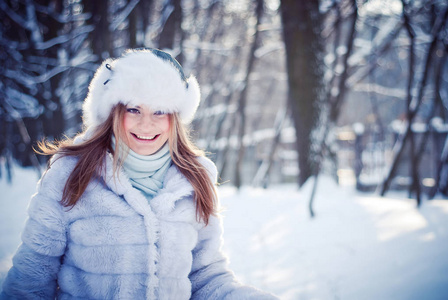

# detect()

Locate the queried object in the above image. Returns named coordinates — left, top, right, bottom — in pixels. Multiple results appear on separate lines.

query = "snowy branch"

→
left=0, top=37, right=29, bottom=51
left=183, top=40, right=236, bottom=53
left=26, top=0, right=43, bottom=44
left=352, top=83, right=406, bottom=99
left=0, top=1, right=29, bottom=30
left=4, top=65, right=71, bottom=87
left=5, top=87, right=43, bottom=119
left=34, top=25, right=95, bottom=50
left=33, top=2, right=91, bottom=23
left=348, top=17, right=403, bottom=68
left=109, top=0, right=140, bottom=31
left=254, top=42, right=284, bottom=58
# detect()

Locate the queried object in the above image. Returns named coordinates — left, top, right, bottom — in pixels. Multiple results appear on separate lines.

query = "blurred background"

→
left=1, top=0, right=448, bottom=299
left=1, top=0, right=448, bottom=205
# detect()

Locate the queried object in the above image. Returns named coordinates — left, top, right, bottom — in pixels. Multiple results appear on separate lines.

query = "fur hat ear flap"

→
left=82, top=58, right=115, bottom=128
left=181, top=75, right=201, bottom=124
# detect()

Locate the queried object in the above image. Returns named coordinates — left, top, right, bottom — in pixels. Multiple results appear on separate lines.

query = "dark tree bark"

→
left=129, top=0, right=153, bottom=48
left=296, top=0, right=357, bottom=217
left=280, top=0, right=323, bottom=186
left=401, top=0, right=421, bottom=204
left=158, top=0, right=183, bottom=63
left=128, top=3, right=139, bottom=48
left=84, top=0, right=112, bottom=59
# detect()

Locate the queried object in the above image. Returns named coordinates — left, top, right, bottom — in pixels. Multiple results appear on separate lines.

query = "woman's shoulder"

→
left=48, top=154, right=78, bottom=174
left=24, top=155, right=79, bottom=222
left=196, top=156, right=218, bottom=183
left=38, top=155, right=79, bottom=191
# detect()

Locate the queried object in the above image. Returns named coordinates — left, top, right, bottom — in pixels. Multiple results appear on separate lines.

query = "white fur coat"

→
left=1, top=154, right=277, bottom=300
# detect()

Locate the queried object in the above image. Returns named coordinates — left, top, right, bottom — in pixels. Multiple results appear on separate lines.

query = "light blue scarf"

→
left=112, top=137, right=172, bottom=200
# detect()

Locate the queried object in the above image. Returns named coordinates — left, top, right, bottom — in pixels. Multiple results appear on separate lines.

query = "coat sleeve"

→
left=1, top=158, right=69, bottom=299
left=189, top=215, right=278, bottom=300
left=189, top=157, right=278, bottom=300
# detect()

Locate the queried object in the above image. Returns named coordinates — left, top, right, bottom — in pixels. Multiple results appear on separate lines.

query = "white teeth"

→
left=136, top=135, right=156, bottom=140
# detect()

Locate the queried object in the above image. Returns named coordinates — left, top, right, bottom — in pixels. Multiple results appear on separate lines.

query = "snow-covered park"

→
left=1, top=165, right=448, bottom=299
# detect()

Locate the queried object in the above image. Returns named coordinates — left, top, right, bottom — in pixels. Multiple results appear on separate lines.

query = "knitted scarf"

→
left=112, top=137, right=172, bottom=200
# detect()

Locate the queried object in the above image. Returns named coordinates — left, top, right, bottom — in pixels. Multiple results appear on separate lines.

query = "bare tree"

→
left=380, top=5, right=448, bottom=200
left=280, top=0, right=324, bottom=187
left=0, top=0, right=83, bottom=175
left=234, top=0, right=264, bottom=189
left=158, top=0, right=183, bottom=62
left=84, top=0, right=113, bottom=59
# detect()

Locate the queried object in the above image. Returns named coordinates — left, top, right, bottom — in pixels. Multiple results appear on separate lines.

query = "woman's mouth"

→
left=132, top=133, right=160, bottom=141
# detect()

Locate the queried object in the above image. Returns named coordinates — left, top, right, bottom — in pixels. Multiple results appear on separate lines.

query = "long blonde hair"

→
left=37, top=104, right=217, bottom=224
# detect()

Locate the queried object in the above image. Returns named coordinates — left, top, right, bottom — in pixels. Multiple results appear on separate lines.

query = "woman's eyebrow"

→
left=127, top=105, right=142, bottom=109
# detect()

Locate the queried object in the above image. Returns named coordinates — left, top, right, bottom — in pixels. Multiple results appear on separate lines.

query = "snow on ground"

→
left=0, top=167, right=39, bottom=281
left=220, top=180, right=448, bottom=300
left=1, top=166, right=448, bottom=299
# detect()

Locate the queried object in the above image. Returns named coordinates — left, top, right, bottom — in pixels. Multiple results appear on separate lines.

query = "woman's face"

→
left=122, top=104, right=170, bottom=156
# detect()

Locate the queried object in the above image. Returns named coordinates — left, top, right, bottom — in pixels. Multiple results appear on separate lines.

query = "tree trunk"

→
left=303, top=0, right=357, bottom=217
left=128, top=3, right=139, bottom=48
left=158, top=0, right=183, bottom=62
left=234, top=0, right=263, bottom=189
left=280, top=0, right=323, bottom=186
left=84, top=0, right=112, bottom=59
left=401, top=0, right=421, bottom=204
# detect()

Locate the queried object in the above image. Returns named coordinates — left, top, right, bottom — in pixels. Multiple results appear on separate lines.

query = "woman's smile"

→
left=132, top=133, right=159, bottom=141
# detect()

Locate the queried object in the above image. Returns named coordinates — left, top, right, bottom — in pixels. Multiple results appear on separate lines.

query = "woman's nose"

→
left=139, top=114, right=155, bottom=127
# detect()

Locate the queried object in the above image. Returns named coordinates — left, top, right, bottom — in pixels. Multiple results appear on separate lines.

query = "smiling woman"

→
left=0, top=48, right=279, bottom=300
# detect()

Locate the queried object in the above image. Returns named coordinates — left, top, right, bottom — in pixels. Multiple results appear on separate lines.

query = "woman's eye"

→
left=154, top=111, right=166, bottom=116
left=127, top=108, right=140, bottom=114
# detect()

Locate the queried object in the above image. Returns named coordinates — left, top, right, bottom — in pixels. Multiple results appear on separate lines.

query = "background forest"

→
left=1, top=0, right=448, bottom=208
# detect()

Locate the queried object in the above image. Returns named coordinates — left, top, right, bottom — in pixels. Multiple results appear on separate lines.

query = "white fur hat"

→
left=82, top=48, right=201, bottom=128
